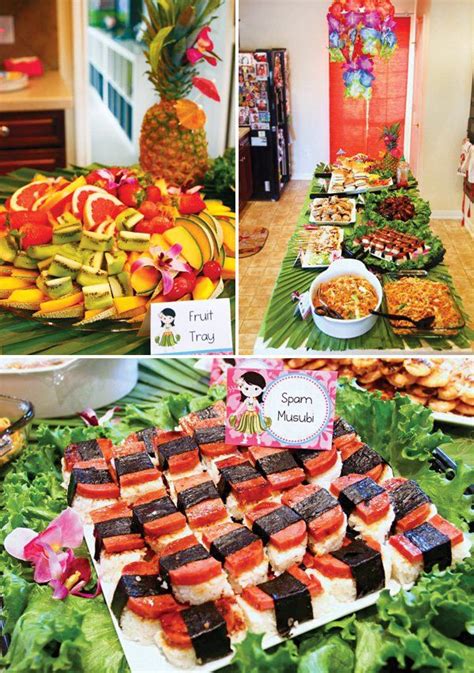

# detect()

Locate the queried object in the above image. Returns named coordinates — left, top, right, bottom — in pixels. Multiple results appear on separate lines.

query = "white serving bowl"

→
left=0, top=358, right=138, bottom=418
left=309, top=258, right=382, bottom=339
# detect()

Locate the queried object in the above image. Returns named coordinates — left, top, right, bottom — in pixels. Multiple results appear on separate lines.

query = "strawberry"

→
left=165, top=277, right=191, bottom=301
left=179, top=271, right=197, bottom=293
left=0, top=212, right=7, bottom=230
left=179, top=192, right=206, bottom=215
left=21, top=223, right=53, bottom=250
left=9, top=211, right=49, bottom=230
left=139, top=200, right=159, bottom=219
left=118, top=182, right=144, bottom=207
left=135, top=213, right=174, bottom=235
left=146, top=185, right=163, bottom=203
left=202, top=261, right=222, bottom=281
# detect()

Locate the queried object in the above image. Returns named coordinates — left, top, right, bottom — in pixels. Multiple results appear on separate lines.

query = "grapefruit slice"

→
left=10, top=181, right=54, bottom=212
left=39, top=176, right=87, bottom=212
left=83, top=192, right=122, bottom=230
left=72, top=185, right=108, bottom=218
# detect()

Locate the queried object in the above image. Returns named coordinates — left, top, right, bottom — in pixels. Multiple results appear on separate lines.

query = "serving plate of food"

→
left=297, top=227, right=344, bottom=269
left=309, top=196, right=356, bottom=225
left=60, top=395, right=470, bottom=671
left=0, top=169, right=235, bottom=330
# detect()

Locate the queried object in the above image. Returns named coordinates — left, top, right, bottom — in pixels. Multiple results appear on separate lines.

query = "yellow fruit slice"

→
left=39, top=292, right=83, bottom=313
left=192, top=276, right=217, bottom=300
left=222, top=256, right=236, bottom=279
left=11, top=269, right=38, bottom=280
left=175, top=100, right=206, bottom=130
left=0, top=277, right=33, bottom=290
left=40, top=176, right=87, bottom=211
left=114, top=296, right=147, bottom=314
left=163, top=226, right=203, bottom=270
left=131, top=266, right=160, bottom=295
left=218, top=218, right=236, bottom=255
left=7, top=288, right=46, bottom=303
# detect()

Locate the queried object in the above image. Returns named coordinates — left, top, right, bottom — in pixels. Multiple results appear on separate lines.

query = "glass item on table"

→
left=397, top=160, right=409, bottom=188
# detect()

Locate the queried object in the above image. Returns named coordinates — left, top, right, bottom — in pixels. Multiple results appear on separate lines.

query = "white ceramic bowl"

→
left=309, top=258, right=382, bottom=339
left=0, top=358, right=138, bottom=418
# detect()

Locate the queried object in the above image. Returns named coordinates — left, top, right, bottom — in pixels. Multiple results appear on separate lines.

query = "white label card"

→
left=150, top=298, right=233, bottom=356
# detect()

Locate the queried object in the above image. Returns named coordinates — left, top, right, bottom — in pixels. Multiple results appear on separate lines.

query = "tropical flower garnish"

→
left=186, top=26, right=218, bottom=66
left=192, top=76, right=221, bottom=102
left=175, top=99, right=207, bottom=130
left=3, top=508, right=100, bottom=600
left=131, top=245, right=191, bottom=295
left=79, top=406, right=121, bottom=427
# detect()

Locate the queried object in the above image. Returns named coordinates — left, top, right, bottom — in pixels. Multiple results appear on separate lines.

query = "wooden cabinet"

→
left=239, top=131, right=253, bottom=210
left=0, top=110, right=66, bottom=175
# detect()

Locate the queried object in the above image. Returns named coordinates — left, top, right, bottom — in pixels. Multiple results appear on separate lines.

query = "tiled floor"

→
left=239, top=180, right=474, bottom=354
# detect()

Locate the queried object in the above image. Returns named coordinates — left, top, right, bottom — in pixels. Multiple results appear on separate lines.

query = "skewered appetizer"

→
left=299, top=226, right=343, bottom=267
left=353, top=227, right=430, bottom=263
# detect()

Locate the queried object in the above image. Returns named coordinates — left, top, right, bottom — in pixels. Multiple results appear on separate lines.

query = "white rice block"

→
left=145, top=524, right=192, bottom=554
left=203, top=454, right=241, bottom=482
left=452, top=535, right=471, bottom=563
left=121, top=606, right=158, bottom=645
left=238, top=593, right=325, bottom=637
left=165, top=463, right=205, bottom=487
left=349, top=506, right=395, bottom=544
left=377, top=464, right=393, bottom=483
left=225, top=492, right=280, bottom=521
left=388, top=545, right=422, bottom=587
left=61, top=458, right=70, bottom=487
left=171, top=572, right=233, bottom=606
left=308, top=515, right=347, bottom=556
left=72, top=496, right=118, bottom=523
left=120, top=476, right=164, bottom=503
left=307, top=568, right=356, bottom=603
left=155, top=627, right=199, bottom=669
left=307, top=453, right=342, bottom=490
left=267, top=539, right=307, bottom=575
left=99, top=548, right=146, bottom=583
left=228, top=557, right=269, bottom=594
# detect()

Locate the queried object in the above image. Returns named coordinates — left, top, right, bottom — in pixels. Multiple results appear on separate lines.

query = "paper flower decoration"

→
left=328, top=0, right=398, bottom=99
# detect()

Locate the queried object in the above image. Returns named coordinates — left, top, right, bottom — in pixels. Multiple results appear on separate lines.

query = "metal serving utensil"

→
left=314, top=287, right=345, bottom=320
left=370, top=309, right=435, bottom=329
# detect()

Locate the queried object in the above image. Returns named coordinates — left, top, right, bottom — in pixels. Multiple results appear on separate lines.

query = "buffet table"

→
left=256, top=171, right=474, bottom=354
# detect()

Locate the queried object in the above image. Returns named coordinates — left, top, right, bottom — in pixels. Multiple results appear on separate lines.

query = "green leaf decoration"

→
left=149, top=25, right=174, bottom=71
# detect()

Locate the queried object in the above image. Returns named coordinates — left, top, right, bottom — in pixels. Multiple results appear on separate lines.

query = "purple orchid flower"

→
left=327, top=15, right=341, bottom=33
left=345, top=11, right=361, bottom=28
left=364, top=10, right=382, bottom=29
left=357, top=55, right=374, bottom=72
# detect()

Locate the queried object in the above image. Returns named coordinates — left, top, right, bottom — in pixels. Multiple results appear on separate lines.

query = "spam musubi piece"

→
left=245, top=501, right=307, bottom=573
left=332, top=417, right=358, bottom=451
left=114, top=451, right=164, bottom=501
left=216, top=455, right=274, bottom=520
left=202, top=521, right=268, bottom=592
left=239, top=566, right=323, bottom=636
left=339, top=441, right=392, bottom=482
left=62, top=438, right=113, bottom=485
left=194, top=424, right=237, bottom=472
left=331, top=474, right=395, bottom=543
left=174, top=473, right=230, bottom=531
left=67, top=459, right=120, bottom=520
left=179, top=401, right=226, bottom=435
left=91, top=502, right=146, bottom=579
left=291, top=446, right=342, bottom=489
left=134, top=427, right=158, bottom=457
left=388, top=514, right=470, bottom=586
left=248, top=446, right=305, bottom=491
left=156, top=432, right=203, bottom=480
left=158, top=534, right=233, bottom=605
left=156, top=597, right=246, bottom=668
left=384, top=477, right=437, bottom=532
left=131, top=492, right=190, bottom=552
left=307, top=538, right=386, bottom=602
left=282, top=484, right=346, bottom=555
left=111, top=560, right=180, bottom=644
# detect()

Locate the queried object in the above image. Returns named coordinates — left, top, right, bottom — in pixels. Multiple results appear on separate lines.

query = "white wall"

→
left=240, top=0, right=330, bottom=179
left=418, top=0, right=473, bottom=214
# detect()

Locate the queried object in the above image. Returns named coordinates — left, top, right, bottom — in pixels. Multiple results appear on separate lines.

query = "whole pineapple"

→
left=140, top=0, right=222, bottom=187
left=380, top=121, right=402, bottom=175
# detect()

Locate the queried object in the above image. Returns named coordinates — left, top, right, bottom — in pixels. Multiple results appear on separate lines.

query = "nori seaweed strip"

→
left=135, top=427, right=157, bottom=456
left=258, top=572, right=313, bottom=635
left=292, top=449, right=320, bottom=465
left=177, top=481, right=220, bottom=512
left=291, top=488, right=338, bottom=523
left=181, top=603, right=231, bottom=663
left=217, top=462, right=259, bottom=499
left=252, top=506, right=302, bottom=544
left=74, top=440, right=102, bottom=462
left=405, top=522, right=452, bottom=571
left=158, top=436, right=198, bottom=469
left=338, top=477, right=384, bottom=515
left=210, top=527, right=258, bottom=563
left=333, top=417, right=356, bottom=439
left=195, top=425, right=226, bottom=446
left=132, top=496, right=177, bottom=533
left=332, top=540, right=385, bottom=597
left=390, top=481, right=431, bottom=521
left=160, top=544, right=210, bottom=582
left=94, top=517, right=134, bottom=560
left=67, top=466, right=113, bottom=505
left=111, top=573, right=165, bottom=619
left=115, top=452, right=154, bottom=478
left=194, top=405, right=222, bottom=421
left=341, top=444, right=385, bottom=477
left=256, top=451, right=298, bottom=476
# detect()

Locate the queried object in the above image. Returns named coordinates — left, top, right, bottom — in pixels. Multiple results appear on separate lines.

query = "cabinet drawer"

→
left=0, top=148, right=66, bottom=175
left=0, top=110, right=65, bottom=150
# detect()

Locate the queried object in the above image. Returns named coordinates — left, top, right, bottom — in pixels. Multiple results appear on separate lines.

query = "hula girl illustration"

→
left=155, top=308, right=181, bottom=348
left=229, top=371, right=272, bottom=444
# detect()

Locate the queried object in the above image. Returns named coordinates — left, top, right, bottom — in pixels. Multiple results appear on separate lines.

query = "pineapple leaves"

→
left=149, top=26, right=175, bottom=71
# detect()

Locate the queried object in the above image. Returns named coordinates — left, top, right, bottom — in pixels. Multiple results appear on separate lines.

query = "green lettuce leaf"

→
left=229, top=634, right=298, bottom=673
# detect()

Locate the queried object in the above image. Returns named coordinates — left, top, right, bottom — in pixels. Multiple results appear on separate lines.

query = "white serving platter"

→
left=328, top=174, right=393, bottom=195
left=84, top=525, right=392, bottom=673
left=431, top=411, right=474, bottom=428
left=309, top=198, right=356, bottom=226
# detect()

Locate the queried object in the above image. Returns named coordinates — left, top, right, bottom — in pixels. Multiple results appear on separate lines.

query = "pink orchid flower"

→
left=79, top=406, right=121, bottom=427
left=131, top=244, right=191, bottom=295
left=186, top=26, right=217, bottom=66
left=3, top=509, right=100, bottom=600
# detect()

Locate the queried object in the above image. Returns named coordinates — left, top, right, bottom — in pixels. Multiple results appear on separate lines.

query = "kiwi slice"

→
left=115, top=208, right=144, bottom=231
left=105, top=251, right=127, bottom=275
left=53, top=225, right=82, bottom=245
left=117, top=231, right=151, bottom=252
left=76, top=265, right=108, bottom=287
left=82, top=283, right=113, bottom=310
left=37, top=257, right=54, bottom=271
left=80, top=230, right=114, bottom=252
left=56, top=212, right=81, bottom=229
left=82, top=251, right=104, bottom=270
left=0, top=237, right=17, bottom=264
left=108, top=271, right=132, bottom=298
left=44, top=276, right=74, bottom=299
left=48, top=254, right=82, bottom=278
left=27, top=244, right=63, bottom=260
left=13, top=253, right=38, bottom=270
